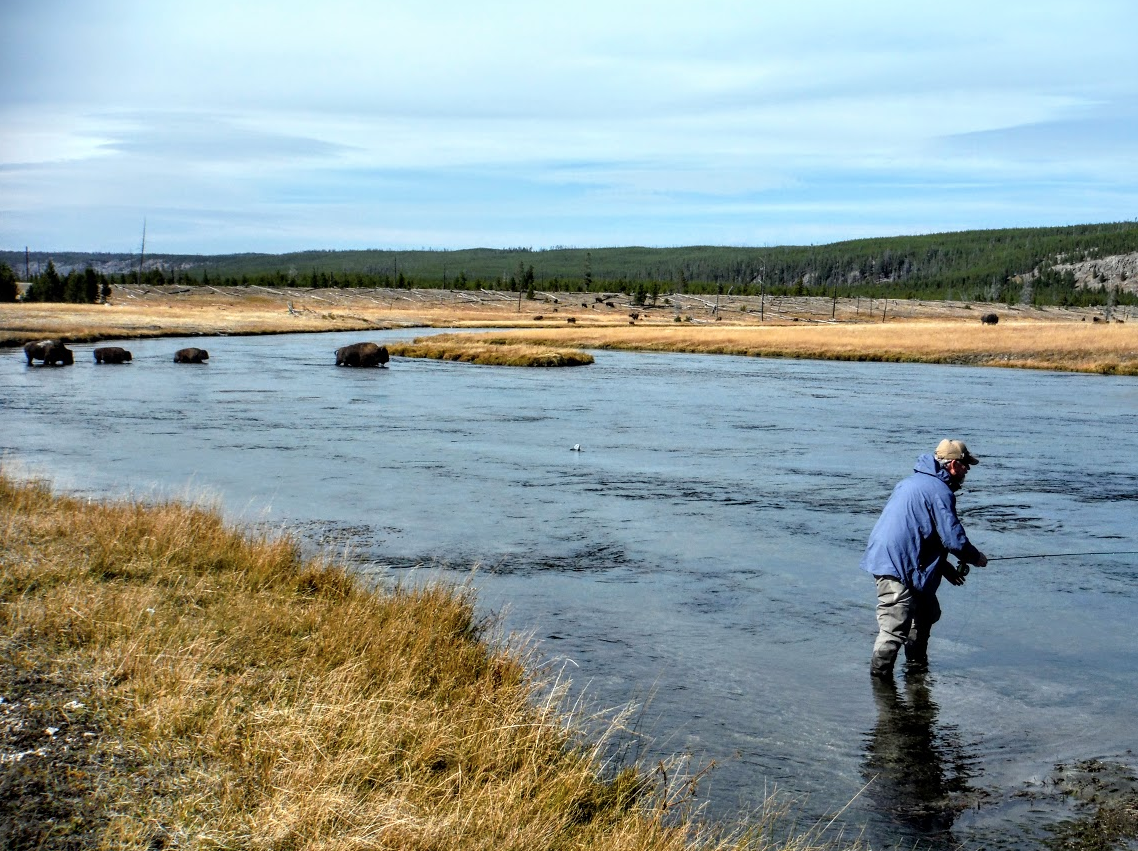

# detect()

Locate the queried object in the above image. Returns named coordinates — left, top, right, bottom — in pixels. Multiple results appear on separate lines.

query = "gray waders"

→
left=871, top=576, right=942, bottom=677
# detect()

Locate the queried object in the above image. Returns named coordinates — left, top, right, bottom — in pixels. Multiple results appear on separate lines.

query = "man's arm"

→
left=933, top=492, right=988, bottom=568
left=955, top=540, right=988, bottom=568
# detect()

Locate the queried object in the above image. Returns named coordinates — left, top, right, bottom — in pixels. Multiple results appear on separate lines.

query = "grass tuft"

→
left=388, top=335, right=595, bottom=366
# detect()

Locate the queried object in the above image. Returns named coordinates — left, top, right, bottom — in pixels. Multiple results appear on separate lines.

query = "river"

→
left=3, top=330, right=1136, bottom=849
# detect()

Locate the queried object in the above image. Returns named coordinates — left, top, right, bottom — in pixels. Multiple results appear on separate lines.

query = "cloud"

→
left=2, top=0, right=1137, bottom=251
left=941, top=101, right=1138, bottom=168
left=99, top=112, right=353, bottom=163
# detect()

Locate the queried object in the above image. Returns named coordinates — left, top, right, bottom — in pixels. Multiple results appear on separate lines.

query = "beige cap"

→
left=935, top=439, right=979, bottom=465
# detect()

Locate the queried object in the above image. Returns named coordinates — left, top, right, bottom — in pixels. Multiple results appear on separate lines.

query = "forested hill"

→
left=6, top=221, right=1138, bottom=306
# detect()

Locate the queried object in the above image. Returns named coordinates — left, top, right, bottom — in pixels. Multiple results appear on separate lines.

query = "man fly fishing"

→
left=861, top=439, right=988, bottom=678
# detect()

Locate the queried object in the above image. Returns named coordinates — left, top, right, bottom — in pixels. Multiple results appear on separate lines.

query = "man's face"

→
left=945, top=458, right=970, bottom=488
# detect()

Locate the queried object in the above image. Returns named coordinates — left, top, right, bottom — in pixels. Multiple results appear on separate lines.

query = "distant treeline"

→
left=0, top=260, right=111, bottom=304
left=6, top=221, right=1138, bottom=307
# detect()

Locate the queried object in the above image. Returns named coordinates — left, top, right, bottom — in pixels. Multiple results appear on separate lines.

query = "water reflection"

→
left=862, top=673, right=978, bottom=841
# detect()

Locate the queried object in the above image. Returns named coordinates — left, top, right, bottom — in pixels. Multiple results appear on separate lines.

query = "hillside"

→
left=5, top=221, right=1138, bottom=306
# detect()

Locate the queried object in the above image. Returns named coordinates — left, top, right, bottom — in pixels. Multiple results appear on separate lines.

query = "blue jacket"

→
left=860, top=453, right=983, bottom=594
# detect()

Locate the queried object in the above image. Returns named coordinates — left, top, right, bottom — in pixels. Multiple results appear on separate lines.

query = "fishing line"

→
left=954, top=550, right=1138, bottom=578
left=944, top=567, right=981, bottom=646
left=945, top=550, right=1137, bottom=644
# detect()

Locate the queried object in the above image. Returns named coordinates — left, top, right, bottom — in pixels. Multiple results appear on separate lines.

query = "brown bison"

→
left=174, top=347, right=209, bottom=363
left=24, top=340, right=74, bottom=366
left=335, top=342, right=389, bottom=367
left=94, top=346, right=132, bottom=364
left=980, top=313, right=999, bottom=325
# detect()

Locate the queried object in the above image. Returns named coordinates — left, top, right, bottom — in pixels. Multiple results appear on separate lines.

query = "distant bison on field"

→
left=24, top=340, right=74, bottom=366
left=174, top=347, right=209, bottom=363
left=335, top=341, right=389, bottom=367
left=94, top=346, right=132, bottom=364
left=980, top=313, right=999, bottom=325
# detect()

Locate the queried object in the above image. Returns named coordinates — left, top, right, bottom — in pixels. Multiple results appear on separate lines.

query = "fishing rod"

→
left=989, top=550, right=1138, bottom=561
left=955, top=550, right=1138, bottom=578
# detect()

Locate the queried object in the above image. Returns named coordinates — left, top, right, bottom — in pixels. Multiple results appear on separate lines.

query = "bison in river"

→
left=980, top=313, right=999, bottom=325
left=24, top=340, right=74, bottom=366
left=174, top=347, right=209, bottom=363
left=335, top=342, right=389, bottom=367
left=94, top=346, right=132, bottom=364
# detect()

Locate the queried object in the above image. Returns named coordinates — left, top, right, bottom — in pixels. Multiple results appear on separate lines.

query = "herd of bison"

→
left=21, top=317, right=1013, bottom=368
left=21, top=316, right=1020, bottom=368
left=21, top=340, right=390, bottom=368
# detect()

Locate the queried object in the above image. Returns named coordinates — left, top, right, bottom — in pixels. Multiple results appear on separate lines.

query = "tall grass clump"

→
left=388, top=335, right=594, bottom=366
left=0, top=471, right=850, bottom=850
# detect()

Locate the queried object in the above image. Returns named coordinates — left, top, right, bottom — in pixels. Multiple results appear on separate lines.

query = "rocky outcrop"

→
left=1050, top=252, right=1138, bottom=295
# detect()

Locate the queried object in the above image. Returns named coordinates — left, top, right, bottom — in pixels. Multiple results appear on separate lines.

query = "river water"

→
left=3, top=330, right=1136, bottom=849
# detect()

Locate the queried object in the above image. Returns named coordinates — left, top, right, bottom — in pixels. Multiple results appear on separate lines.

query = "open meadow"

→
left=2, top=284, right=1136, bottom=373
left=448, top=320, right=1138, bottom=374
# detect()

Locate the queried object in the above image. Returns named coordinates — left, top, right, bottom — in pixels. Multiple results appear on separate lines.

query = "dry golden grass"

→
left=470, top=321, right=1138, bottom=375
left=0, top=287, right=603, bottom=347
left=388, top=336, right=594, bottom=366
left=0, top=472, right=850, bottom=851
left=0, top=294, right=384, bottom=346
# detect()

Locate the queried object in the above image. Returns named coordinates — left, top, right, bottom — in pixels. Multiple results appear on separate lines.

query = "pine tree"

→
left=26, top=260, right=64, bottom=302
left=64, top=269, right=86, bottom=302
left=0, top=262, right=18, bottom=302
left=84, top=268, right=101, bottom=303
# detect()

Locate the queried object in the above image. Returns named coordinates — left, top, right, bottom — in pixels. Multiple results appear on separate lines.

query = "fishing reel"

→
left=942, top=560, right=971, bottom=586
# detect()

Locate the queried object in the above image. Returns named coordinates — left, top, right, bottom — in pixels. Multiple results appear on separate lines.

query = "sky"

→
left=2, top=0, right=1136, bottom=255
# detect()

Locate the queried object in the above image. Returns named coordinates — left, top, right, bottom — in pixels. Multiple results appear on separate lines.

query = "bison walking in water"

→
left=174, top=347, right=209, bottom=363
left=980, top=313, right=999, bottom=325
left=24, top=340, right=74, bottom=366
left=335, top=342, right=389, bottom=367
left=94, top=346, right=132, bottom=364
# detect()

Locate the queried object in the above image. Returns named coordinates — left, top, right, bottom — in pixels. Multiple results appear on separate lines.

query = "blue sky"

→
left=2, top=0, right=1136, bottom=254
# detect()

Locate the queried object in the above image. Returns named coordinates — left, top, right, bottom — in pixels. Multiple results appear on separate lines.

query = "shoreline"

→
left=2, top=285, right=1136, bottom=375
left=4, top=472, right=1136, bottom=849
left=0, top=471, right=820, bottom=850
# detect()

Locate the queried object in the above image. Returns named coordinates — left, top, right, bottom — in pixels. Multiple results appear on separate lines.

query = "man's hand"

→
left=974, top=551, right=989, bottom=568
left=943, top=563, right=967, bottom=586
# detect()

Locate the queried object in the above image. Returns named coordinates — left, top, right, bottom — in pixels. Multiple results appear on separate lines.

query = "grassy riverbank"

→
left=2, top=285, right=1135, bottom=373
left=466, top=322, right=1138, bottom=375
left=0, top=473, right=842, bottom=850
